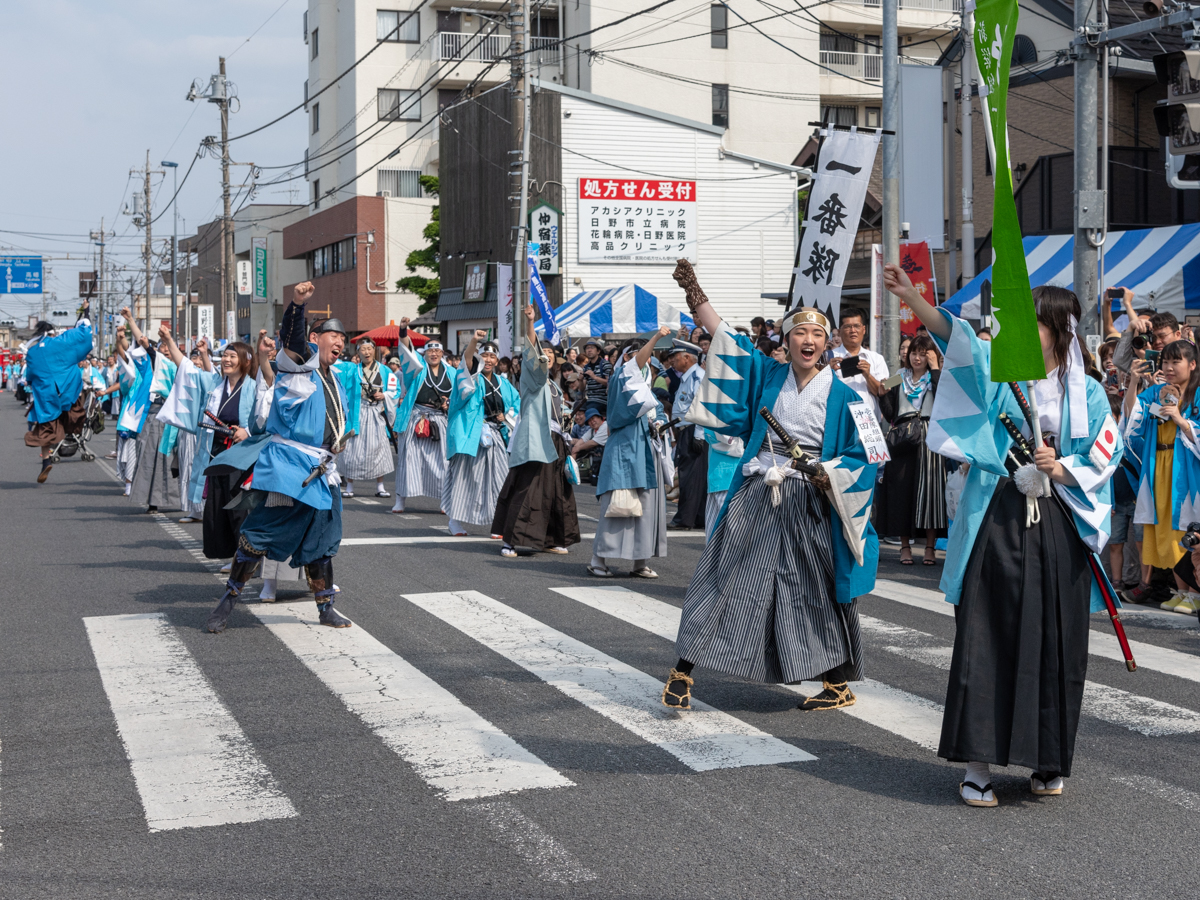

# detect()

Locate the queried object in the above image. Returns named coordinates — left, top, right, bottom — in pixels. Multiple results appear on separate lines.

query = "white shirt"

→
left=1030, top=370, right=1064, bottom=443
left=745, top=366, right=833, bottom=479
left=832, top=344, right=889, bottom=421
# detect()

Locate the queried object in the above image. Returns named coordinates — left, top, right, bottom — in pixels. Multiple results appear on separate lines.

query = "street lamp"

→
left=161, top=161, right=179, bottom=339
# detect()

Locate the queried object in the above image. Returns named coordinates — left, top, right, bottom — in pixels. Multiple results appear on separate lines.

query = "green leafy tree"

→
left=396, top=175, right=440, bottom=314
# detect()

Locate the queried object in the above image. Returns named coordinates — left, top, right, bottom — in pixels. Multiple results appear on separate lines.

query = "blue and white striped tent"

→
left=533, top=285, right=694, bottom=338
left=943, top=224, right=1200, bottom=319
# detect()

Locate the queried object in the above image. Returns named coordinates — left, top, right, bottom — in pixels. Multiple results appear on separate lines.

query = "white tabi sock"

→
left=590, top=553, right=606, bottom=569
left=260, top=578, right=276, bottom=601
left=447, top=518, right=466, bottom=535
left=392, top=497, right=405, bottom=512
left=964, top=761, right=993, bottom=798
left=123, top=482, right=131, bottom=496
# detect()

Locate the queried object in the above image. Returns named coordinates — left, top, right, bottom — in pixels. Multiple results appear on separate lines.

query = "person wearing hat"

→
left=389, top=319, right=457, bottom=513
left=587, top=325, right=674, bottom=578
left=660, top=259, right=880, bottom=714
left=197, top=283, right=354, bottom=633
left=491, top=305, right=581, bottom=556
left=337, top=335, right=399, bottom=499
left=666, top=338, right=708, bottom=531
left=442, top=329, right=521, bottom=535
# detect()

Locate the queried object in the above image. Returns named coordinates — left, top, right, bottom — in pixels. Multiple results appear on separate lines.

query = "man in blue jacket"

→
left=23, top=298, right=93, bottom=482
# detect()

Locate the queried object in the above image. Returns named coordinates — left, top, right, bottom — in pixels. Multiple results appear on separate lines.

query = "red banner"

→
left=898, top=241, right=937, bottom=337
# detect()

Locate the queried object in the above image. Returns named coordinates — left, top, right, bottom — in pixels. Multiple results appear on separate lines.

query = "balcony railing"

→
left=437, top=31, right=510, bottom=62
left=819, top=50, right=883, bottom=81
left=530, top=36, right=561, bottom=68
left=847, top=0, right=961, bottom=10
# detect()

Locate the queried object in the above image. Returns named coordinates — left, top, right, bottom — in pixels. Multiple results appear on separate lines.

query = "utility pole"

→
left=510, top=0, right=531, bottom=354
left=1073, top=3, right=1102, bottom=338
left=90, top=218, right=108, bottom=353
left=143, top=149, right=153, bottom=336
left=880, top=0, right=899, bottom=372
left=961, top=13, right=975, bottom=284
left=220, top=57, right=233, bottom=342
left=162, top=160, right=180, bottom=338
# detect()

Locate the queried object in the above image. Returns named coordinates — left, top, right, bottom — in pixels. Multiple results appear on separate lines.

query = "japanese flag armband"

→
left=1088, top=414, right=1119, bottom=471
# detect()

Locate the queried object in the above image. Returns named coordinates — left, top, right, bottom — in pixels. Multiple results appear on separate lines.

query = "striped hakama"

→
left=395, top=405, right=448, bottom=501
left=129, top=404, right=180, bottom=509
left=341, top=399, right=394, bottom=481
left=704, top=490, right=727, bottom=541
left=593, top=451, right=668, bottom=562
left=116, top=432, right=139, bottom=482
left=442, top=422, right=510, bottom=526
left=676, top=473, right=864, bottom=684
left=175, top=429, right=203, bottom=518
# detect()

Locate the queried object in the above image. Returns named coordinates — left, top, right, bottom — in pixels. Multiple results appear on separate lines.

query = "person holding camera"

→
left=1121, top=339, right=1200, bottom=614
left=1112, top=285, right=1182, bottom=374
left=830, top=307, right=888, bottom=422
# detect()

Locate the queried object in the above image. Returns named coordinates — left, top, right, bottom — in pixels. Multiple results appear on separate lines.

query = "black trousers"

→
left=203, top=471, right=250, bottom=560
left=672, top=428, right=708, bottom=529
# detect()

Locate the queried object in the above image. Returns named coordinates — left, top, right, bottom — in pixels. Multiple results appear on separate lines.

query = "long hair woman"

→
left=885, top=268, right=1123, bottom=808
left=877, top=333, right=948, bottom=565
left=1122, top=338, right=1200, bottom=614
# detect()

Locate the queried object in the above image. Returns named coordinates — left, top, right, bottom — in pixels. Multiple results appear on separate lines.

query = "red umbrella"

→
left=353, top=320, right=428, bottom=347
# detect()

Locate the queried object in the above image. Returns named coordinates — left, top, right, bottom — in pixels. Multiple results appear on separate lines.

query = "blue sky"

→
left=0, top=0, right=308, bottom=318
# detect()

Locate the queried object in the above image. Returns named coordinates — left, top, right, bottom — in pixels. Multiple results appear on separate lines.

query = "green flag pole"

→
left=971, top=0, right=1046, bottom=383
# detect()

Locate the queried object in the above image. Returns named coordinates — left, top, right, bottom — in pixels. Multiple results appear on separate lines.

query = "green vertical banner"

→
left=971, top=0, right=1046, bottom=383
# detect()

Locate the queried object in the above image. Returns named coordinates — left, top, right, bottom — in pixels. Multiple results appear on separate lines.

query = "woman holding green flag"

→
left=884, top=263, right=1123, bottom=809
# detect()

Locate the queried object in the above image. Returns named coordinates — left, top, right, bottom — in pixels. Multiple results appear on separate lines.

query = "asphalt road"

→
left=1, top=400, right=1198, bottom=900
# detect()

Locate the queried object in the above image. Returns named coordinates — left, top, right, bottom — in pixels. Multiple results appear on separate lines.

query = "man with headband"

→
left=661, top=259, right=880, bottom=714
left=390, top=319, right=457, bottom=514
left=337, top=335, right=399, bottom=499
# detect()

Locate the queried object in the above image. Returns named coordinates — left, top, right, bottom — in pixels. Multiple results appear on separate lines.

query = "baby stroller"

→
left=45, top=388, right=102, bottom=464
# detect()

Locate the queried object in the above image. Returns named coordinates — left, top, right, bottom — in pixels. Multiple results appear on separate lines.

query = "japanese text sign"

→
left=578, top=178, right=697, bottom=264
left=848, top=400, right=891, bottom=464
left=529, top=201, right=561, bottom=276
left=897, top=241, right=938, bottom=337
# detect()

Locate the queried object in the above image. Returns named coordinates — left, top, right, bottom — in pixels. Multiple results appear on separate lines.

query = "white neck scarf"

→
left=1065, top=316, right=1089, bottom=440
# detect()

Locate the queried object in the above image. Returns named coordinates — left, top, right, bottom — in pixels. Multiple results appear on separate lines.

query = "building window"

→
left=378, top=168, right=424, bottom=198
left=1012, top=34, right=1037, bottom=66
left=821, top=105, right=857, bottom=127
left=712, top=83, right=729, bottom=129
left=865, top=106, right=880, bottom=128
left=377, top=9, right=420, bottom=43
left=312, top=102, right=319, bottom=134
left=312, top=178, right=320, bottom=210
left=819, top=30, right=858, bottom=53
left=311, top=27, right=318, bottom=59
left=711, top=5, right=728, bottom=49
left=378, top=88, right=421, bottom=121
left=308, top=237, right=357, bottom=279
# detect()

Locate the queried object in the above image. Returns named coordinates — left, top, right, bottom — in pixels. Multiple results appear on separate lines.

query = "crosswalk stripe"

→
left=403, top=590, right=816, bottom=771
left=858, top=615, right=1200, bottom=737
left=550, top=586, right=944, bottom=752
left=465, top=801, right=597, bottom=884
left=83, top=613, right=297, bottom=832
left=249, top=602, right=572, bottom=801
left=1112, top=775, right=1200, bottom=813
left=870, top=579, right=1200, bottom=685
left=342, top=535, right=495, bottom=545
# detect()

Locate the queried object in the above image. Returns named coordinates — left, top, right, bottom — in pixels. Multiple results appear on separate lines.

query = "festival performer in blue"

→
left=390, top=318, right=456, bottom=513
left=663, top=260, right=879, bottom=713
left=157, top=330, right=261, bottom=560
left=128, top=320, right=181, bottom=513
left=113, top=311, right=153, bottom=495
left=442, top=329, right=520, bottom=536
left=587, top=327, right=675, bottom=578
left=884, top=264, right=1123, bottom=808
left=1120, top=339, right=1200, bottom=613
left=202, top=282, right=353, bottom=633
left=703, top=428, right=742, bottom=541
left=22, top=298, right=94, bottom=483
left=337, top=336, right=399, bottom=499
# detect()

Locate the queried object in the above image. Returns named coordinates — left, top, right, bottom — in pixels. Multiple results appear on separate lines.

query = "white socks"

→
left=260, top=578, right=276, bottom=601
left=392, top=496, right=405, bottom=512
left=590, top=553, right=606, bottom=569
left=448, top=518, right=466, bottom=535
left=123, top=482, right=131, bottom=496
left=962, top=761, right=994, bottom=804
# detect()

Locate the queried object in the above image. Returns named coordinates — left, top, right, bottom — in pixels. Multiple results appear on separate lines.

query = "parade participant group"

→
left=15, top=260, right=1134, bottom=811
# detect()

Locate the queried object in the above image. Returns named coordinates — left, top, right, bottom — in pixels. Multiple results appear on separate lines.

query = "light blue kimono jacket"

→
left=445, top=364, right=521, bottom=460
left=335, top=360, right=400, bottom=435
left=158, top=357, right=260, bottom=506
left=686, top=324, right=880, bottom=605
left=1121, top=382, right=1200, bottom=531
left=24, top=317, right=93, bottom=425
left=596, top=357, right=668, bottom=497
left=704, top=429, right=742, bottom=494
left=928, top=310, right=1122, bottom=612
left=392, top=342, right=457, bottom=432
left=508, top=342, right=560, bottom=468
left=116, top=346, right=154, bottom=435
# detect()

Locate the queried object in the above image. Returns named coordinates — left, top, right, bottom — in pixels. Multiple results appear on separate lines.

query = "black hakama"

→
left=672, top=427, right=708, bottom=529
left=491, top=434, right=581, bottom=551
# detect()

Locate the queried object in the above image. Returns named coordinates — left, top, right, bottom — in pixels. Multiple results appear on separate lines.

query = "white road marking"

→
left=858, top=615, right=1200, bottom=737
left=404, top=590, right=815, bottom=771
left=83, top=613, right=297, bottom=832
left=352, top=497, right=380, bottom=505
left=342, top=535, right=495, bottom=546
left=577, top=513, right=599, bottom=522
left=552, top=586, right=944, bottom=752
left=465, top=801, right=597, bottom=884
left=1113, top=775, right=1200, bottom=813
left=870, top=579, right=1200, bottom=685
left=249, top=602, right=571, bottom=801
left=153, top=513, right=223, bottom=573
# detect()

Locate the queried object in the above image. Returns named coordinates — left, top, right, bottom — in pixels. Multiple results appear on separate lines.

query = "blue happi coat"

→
left=336, top=359, right=400, bottom=434
left=595, top=357, right=669, bottom=496
left=24, top=317, right=93, bottom=424
left=391, top=343, right=457, bottom=433
left=927, top=310, right=1122, bottom=612
left=686, top=324, right=880, bottom=605
left=157, top=357, right=261, bottom=506
left=445, top=365, right=520, bottom=459
left=1121, top=382, right=1200, bottom=531
left=116, top=346, right=154, bottom=435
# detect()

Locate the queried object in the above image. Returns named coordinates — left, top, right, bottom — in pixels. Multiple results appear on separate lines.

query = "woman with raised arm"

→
left=661, top=260, right=880, bottom=713
left=883, top=264, right=1123, bottom=808
left=128, top=319, right=181, bottom=514
left=112, top=308, right=155, bottom=495
left=389, top=319, right=457, bottom=513
left=337, top=336, right=400, bottom=499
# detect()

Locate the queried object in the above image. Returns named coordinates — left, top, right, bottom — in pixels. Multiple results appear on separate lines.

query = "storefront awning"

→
left=534, top=285, right=694, bottom=338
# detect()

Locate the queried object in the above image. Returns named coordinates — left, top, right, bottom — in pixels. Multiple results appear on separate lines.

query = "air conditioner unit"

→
left=377, top=191, right=392, bottom=198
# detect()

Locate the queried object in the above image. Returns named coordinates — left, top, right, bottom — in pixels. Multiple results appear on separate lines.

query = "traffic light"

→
left=1153, top=50, right=1200, bottom=158
left=1167, top=151, right=1200, bottom=189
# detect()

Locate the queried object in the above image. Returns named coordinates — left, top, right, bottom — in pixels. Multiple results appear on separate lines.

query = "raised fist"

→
left=293, top=282, right=315, bottom=303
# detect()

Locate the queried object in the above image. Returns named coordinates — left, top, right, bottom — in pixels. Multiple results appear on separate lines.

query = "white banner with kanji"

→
left=789, top=129, right=880, bottom=321
left=578, top=178, right=697, bottom=264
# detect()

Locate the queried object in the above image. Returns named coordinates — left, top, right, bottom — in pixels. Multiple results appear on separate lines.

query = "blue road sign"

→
left=0, top=256, right=43, bottom=294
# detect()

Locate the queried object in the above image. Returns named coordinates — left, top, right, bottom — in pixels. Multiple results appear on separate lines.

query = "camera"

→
left=1181, top=523, right=1200, bottom=550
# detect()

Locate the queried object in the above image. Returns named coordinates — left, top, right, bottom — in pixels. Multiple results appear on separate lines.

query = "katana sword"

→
left=758, top=407, right=822, bottom=478
left=1004, top=384, right=1137, bottom=671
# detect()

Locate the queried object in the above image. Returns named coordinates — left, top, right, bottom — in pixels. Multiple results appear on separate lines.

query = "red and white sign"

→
left=578, top=178, right=697, bottom=264
left=1089, top=414, right=1119, bottom=471
left=898, top=240, right=938, bottom=337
